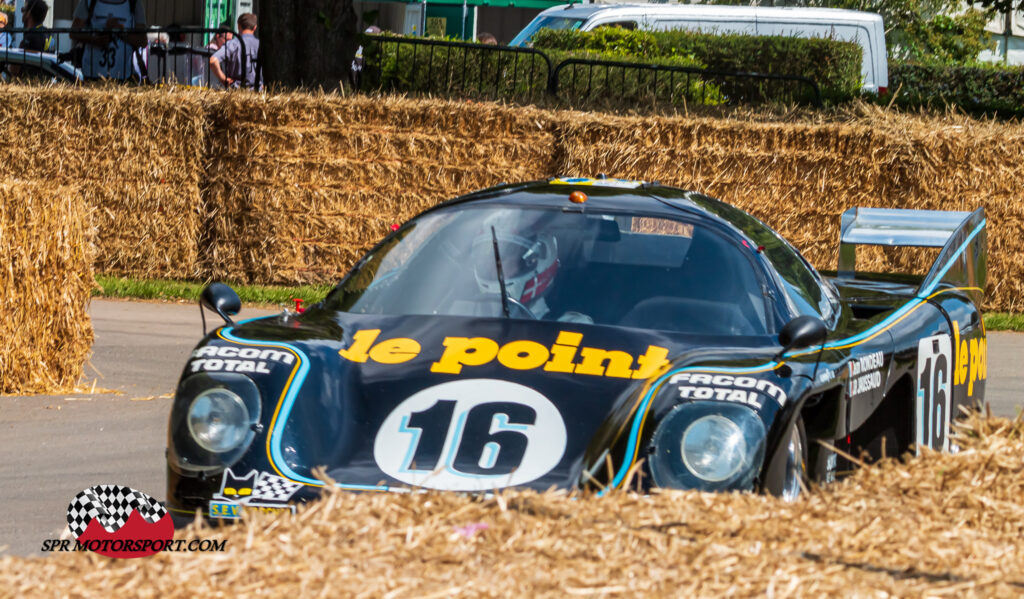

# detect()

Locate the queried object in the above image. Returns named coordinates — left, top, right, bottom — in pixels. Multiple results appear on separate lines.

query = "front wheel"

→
left=780, top=417, right=808, bottom=501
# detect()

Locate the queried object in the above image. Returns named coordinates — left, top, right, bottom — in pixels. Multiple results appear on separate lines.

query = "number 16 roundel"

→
left=916, top=334, right=952, bottom=454
left=374, top=379, right=568, bottom=491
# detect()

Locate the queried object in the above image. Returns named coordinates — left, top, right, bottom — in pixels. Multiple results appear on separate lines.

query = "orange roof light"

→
left=569, top=191, right=588, bottom=204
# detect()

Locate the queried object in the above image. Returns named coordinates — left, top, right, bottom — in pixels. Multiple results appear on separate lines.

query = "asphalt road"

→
left=1, top=299, right=1021, bottom=557
left=0, top=300, right=278, bottom=558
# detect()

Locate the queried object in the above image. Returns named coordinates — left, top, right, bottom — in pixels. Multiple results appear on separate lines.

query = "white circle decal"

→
left=373, top=379, right=567, bottom=491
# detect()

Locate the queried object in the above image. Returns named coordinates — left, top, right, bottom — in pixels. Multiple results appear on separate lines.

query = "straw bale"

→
left=5, top=85, right=1024, bottom=310
left=0, top=183, right=93, bottom=394
left=203, top=182, right=384, bottom=283
left=82, top=183, right=204, bottom=279
left=1, top=414, right=1020, bottom=597
left=0, top=85, right=209, bottom=279
left=199, top=91, right=1024, bottom=310
left=204, top=95, right=558, bottom=284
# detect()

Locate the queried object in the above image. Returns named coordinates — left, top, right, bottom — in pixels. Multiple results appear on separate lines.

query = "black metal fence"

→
left=357, top=36, right=552, bottom=102
left=550, top=58, right=823, bottom=108
left=360, top=35, right=823, bottom=108
left=1, top=27, right=822, bottom=106
left=0, top=26, right=256, bottom=89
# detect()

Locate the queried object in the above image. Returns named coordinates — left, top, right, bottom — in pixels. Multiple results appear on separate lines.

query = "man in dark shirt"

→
left=19, top=0, right=53, bottom=53
left=209, top=12, right=261, bottom=90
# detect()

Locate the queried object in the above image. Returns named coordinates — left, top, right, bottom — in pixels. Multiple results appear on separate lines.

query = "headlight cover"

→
left=169, top=372, right=262, bottom=474
left=188, top=388, right=250, bottom=453
left=649, top=402, right=766, bottom=491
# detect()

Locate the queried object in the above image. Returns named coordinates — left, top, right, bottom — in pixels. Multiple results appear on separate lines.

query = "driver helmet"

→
left=472, top=229, right=559, bottom=315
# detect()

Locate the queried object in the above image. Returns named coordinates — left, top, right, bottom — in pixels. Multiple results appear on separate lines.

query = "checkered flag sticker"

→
left=253, top=472, right=302, bottom=503
left=66, top=485, right=168, bottom=538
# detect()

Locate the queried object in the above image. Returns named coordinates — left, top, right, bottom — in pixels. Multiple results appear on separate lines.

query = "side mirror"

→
left=778, top=315, right=827, bottom=354
left=200, top=282, right=241, bottom=328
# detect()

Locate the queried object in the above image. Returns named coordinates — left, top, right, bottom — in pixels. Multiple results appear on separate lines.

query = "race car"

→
left=166, top=177, right=987, bottom=523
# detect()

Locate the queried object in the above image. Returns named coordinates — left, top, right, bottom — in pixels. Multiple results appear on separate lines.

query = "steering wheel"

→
left=505, top=296, right=538, bottom=320
left=472, top=292, right=537, bottom=320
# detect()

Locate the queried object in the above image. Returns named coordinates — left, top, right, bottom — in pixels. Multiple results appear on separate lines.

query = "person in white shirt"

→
left=70, top=0, right=148, bottom=80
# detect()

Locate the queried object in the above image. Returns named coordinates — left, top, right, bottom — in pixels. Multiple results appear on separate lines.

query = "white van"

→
left=509, top=4, right=888, bottom=93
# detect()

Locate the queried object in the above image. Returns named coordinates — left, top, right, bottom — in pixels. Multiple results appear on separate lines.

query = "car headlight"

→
left=168, top=372, right=262, bottom=474
left=649, top=402, right=766, bottom=491
left=681, top=414, right=748, bottom=482
left=188, top=388, right=250, bottom=453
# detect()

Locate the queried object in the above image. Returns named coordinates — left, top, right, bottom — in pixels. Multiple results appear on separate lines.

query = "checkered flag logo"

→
left=253, top=472, right=302, bottom=503
left=66, top=485, right=168, bottom=539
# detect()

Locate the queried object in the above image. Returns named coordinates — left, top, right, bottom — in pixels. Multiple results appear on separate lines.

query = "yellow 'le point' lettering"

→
left=632, top=345, right=671, bottom=379
left=968, top=337, right=979, bottom=397
left=338, top=329, right=381, bottom=363
left=952, top=323, right=962, bottom=385
left=544, top=331, right=583, bottom=373
left=498, top=340, right=550, bottom=370
left=958, top=340, right=969, bottom=386
left=430, top=337, right=500, bottom=374
left=575, top=348, right=635, bottom=378
left=980, top=337, right=987, bottom=380
left=368, top=338, right=421, bottom=364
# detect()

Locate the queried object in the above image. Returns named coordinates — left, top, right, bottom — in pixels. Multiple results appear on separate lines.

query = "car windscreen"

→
left=509, top=15, right=586, bottom=47
left=324, top=206, right=771, bottom=336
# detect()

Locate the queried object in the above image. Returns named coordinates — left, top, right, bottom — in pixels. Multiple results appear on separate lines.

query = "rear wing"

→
left=838, top=208, right=987, bottom=304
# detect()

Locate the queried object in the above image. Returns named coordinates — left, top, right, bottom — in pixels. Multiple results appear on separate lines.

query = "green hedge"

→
left=533, top=27, right=862, bottom=104
left=359, top=32, right=724, bottom=109
left=888, top=62, right=1024, bottom=117
left=540, top=45, right=724, bottom=108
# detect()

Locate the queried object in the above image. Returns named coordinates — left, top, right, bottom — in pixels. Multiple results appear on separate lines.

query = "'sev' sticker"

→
left=207, top=468, right=302, bottom=519
left=374, top=379, right=567, bottom=491
left=916, top=334, right=952, bottom=453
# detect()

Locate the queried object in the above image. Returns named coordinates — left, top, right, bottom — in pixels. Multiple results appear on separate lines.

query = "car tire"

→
left=780, top=416, right=808, bottom=501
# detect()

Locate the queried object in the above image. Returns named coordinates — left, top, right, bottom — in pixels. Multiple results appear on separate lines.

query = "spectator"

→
left=0, top=11, right=11, bottom=49
left=209, top=12, right=261, bottom=90
left=19, top=0, right=53, bottom=53
left=206, top=21, right=232, bottom=53
left=70, top=0, right=148, bottom=80
left=142, top=29, right=167, bottom=82
left=350, top=25, right=380, bottom=89
left=201, top=21, right=232, bottom=86
left=477, top=32, right=497, bottom=45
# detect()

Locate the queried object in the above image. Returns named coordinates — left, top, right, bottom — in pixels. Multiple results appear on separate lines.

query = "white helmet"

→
left=472, top=231, right=559, bottom=312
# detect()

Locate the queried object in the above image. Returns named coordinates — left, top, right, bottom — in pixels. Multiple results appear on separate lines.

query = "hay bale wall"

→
left=0, top=184, right=93, bottom=394
left=0, top=87, right=206, bottom=280
left=3, top=86, right=1023, bottom=311
left=203, top=94, right=557, bottom=284
left=198, top=94, right=1024, bottom=311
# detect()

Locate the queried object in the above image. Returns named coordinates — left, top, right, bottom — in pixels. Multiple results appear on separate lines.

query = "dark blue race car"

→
left=166, top=177, right=987, bottom=523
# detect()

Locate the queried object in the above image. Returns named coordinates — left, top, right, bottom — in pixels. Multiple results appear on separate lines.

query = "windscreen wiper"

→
left=490, top=226, right=512, bottom=318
